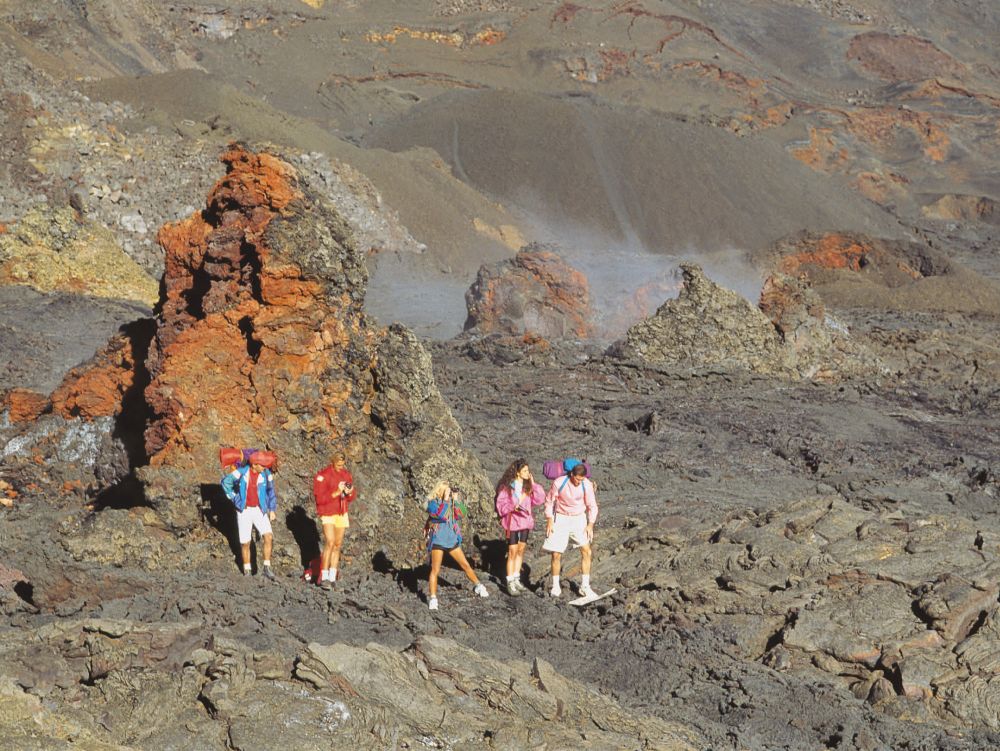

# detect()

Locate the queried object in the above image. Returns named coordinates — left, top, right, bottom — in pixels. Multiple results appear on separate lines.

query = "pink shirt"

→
left=545, top=476, right=598, bottom=524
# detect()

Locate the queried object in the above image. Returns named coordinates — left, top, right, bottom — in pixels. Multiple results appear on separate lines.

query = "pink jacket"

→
left=495, top=482, right=546, bottom=533
left=545, top=476, right=598, bottom=524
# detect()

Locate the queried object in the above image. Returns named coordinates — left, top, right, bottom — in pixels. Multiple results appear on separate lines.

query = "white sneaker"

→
left=474, top=583, right=490, bottom=598
left=580, top=585, right=597, bottom=599
left=550, top=583, right=562, bottom=598
left=428, top=596, right=439, bottom=610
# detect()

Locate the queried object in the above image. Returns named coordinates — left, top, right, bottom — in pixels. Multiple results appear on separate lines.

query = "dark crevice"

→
left=238, top=316, right=262, bottom=361
left=13, top=581, right=33, bottom=606
left=184, top=263, right=213, bottom=319
left=92, top=318, right=156, bottom=512
left=763, top=627, right=784, bottom=654
left=285, top=506, right=321, bottom=569
left=240, top=240, right=263, bottom=304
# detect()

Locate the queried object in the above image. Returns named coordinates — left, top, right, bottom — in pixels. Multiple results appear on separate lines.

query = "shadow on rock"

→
left=199, top=482, right=241, bottom=571
left=285, top=505, right=320, bottom=569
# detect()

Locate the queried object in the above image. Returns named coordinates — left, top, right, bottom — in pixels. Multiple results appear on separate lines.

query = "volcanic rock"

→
left=464, top=244, right=592, bottom=340
left=0, top=207, right=158, bottom=306
left=610, top=263, right=784, bottom=373
left=135, top=144, right=488, bottom=564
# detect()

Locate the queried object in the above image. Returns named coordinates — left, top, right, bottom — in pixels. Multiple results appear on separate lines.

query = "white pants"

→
left=237, top=506, right=272, bottom=545
left=542, top=513, right=589, bottom=553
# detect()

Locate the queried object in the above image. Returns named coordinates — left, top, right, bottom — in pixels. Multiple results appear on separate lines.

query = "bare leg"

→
left=428, top=549, right=444, bottom=597
left=322, top=525, right=347, bottom=573
left=512, top=542, right=526, bottom=580
left=448, top=547, right=480, bottom=586
left=263, top=533, right=273, bottom=563
left=550, top=551, right=562, bottom=579
left=580, top=544, right=592, bottom=576
left=241, top=543, right=251, bottom=568
left=505, top=542, right=517, bottom=578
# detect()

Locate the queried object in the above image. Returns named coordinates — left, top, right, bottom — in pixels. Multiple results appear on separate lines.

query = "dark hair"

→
left=570, top=463, right=587, bottom=478
left=495, top=458, right=532, bottom=496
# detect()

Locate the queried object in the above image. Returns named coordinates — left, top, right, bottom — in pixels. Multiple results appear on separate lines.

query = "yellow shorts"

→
left=320, top=513, right=350, bottom=529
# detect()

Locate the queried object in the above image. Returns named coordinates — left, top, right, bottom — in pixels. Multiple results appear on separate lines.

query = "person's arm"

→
left=529, top=483, right=546, bottom=507
left=221, top=469, right=240, bottom=502
left=265, top=471, right=278, bottom=518
left=585, top=479, right=598, bottom=525
left=425, top=498, right=446, bottom=522
left=495, top=488, right=515, bottom=517
left=343, top=471, right=357, bottom=504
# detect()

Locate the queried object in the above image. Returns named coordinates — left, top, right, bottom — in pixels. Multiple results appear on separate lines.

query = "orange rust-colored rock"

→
left=464, top=245, right=593, bottom=340
left=845, top=107, right=951, bottom=163
left=1, top=388, right=49, bottom=423
left=49, top=333, right=137, bottom=420
left=791, top=128, right=850, bottom=172
left=778, top=234, right=871, bottom=276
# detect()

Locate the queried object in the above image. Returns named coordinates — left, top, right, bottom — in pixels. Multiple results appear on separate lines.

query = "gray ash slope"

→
left=1, top=0, right=1000, bottom=749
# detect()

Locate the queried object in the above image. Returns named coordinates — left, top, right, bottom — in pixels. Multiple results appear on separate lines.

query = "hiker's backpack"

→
left=542, top=458, right=591, bottom=481
left=219, top=446, right=262, bottom=468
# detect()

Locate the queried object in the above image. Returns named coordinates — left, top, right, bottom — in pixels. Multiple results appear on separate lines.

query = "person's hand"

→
left=337, top=481, right=346, bottom=492
left=269, top=511, right=276, bottom=522
left=546, top=518, right=554, bottom=537
left=586, top=523, right=594, bottom=543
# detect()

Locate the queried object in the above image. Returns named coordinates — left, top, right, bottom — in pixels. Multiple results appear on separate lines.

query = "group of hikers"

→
left=221, top=451, right=600, bottom=609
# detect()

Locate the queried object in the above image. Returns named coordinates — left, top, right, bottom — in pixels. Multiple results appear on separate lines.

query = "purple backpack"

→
left=542, top=458, right=591, bottom=480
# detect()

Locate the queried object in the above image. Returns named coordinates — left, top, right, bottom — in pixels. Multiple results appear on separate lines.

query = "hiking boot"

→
left=262, top=567, right=276, bottom=581
left=474, top=583, right=490, bottom=598
left=320, top=579, right=332, bottom=591
left=428, top=596, right=439, bottom=611
left=549, top=583, right=562, bottom=598
left=507, top=580, right=522, bottom=596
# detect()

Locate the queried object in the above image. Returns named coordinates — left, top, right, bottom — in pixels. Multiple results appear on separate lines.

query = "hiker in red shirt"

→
left=312, top=453, right=356, bottom=590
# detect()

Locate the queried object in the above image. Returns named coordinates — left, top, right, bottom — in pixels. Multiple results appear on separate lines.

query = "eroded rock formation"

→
left=133, top=145, right=488, bottom=563
left=464, top=244, right=592, bottom=341
left=611, top=264, right=882, bottom=380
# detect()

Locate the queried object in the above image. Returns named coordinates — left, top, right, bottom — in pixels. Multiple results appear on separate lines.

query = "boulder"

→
left=464, top=244, right=592, bottom=340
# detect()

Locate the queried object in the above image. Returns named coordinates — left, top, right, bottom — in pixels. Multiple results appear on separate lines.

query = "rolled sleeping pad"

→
left=248, top=450, right=277, bottom=469
left=219, top=447, right=243, bottom=467
left=241, top=447, right=260, bottom=464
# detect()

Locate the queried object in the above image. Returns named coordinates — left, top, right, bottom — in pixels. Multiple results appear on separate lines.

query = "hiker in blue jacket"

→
left=222, top=451, right=278, bottom=579
left=423, top=480, right=489, bottom=610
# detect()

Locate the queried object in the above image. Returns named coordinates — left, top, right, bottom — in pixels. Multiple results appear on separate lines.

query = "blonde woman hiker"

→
left=423, top=481, right=489, bottom=610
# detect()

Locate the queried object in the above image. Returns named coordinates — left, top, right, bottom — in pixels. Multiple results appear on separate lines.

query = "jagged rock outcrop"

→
left=464, top=244, right=592, bottom=340
left=759, top=272, right=883, bottom=380
left=611, top=263, right=785, bottom=373
left=133, top=145, right=488, bottom=564
left=611, top=263, right=895, bottom=380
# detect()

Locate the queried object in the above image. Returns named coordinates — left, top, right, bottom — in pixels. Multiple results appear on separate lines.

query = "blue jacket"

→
left=222, top=466, right=277, bottom=513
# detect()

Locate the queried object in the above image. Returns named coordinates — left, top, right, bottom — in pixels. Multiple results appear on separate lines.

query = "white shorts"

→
left=542, top=513, right=590, bottom=553
left=237, top=506, right=272, bottom=545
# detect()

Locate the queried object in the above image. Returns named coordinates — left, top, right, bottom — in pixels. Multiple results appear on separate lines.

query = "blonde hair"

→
left=332, top=452, right=346, bottom=463
left=429, top=480, right=450, bottom=500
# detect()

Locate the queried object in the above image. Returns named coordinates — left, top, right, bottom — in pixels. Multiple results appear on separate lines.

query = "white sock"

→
left=507, top=574, right=516, bottom=583
left=321, top=569, right=329, bottom=581
left=263, top=560, right=271, bottom=568
left=243, top=563, right=251, bottom=573
left=330, top=568, right=338, bottom=581
left=582, top=575, right=591, bottom=588
left=552, top=575, right=560, bottom=587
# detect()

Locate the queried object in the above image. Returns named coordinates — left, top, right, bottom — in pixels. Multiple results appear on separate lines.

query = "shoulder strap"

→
left=559, top=476, right=570, bottom=493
